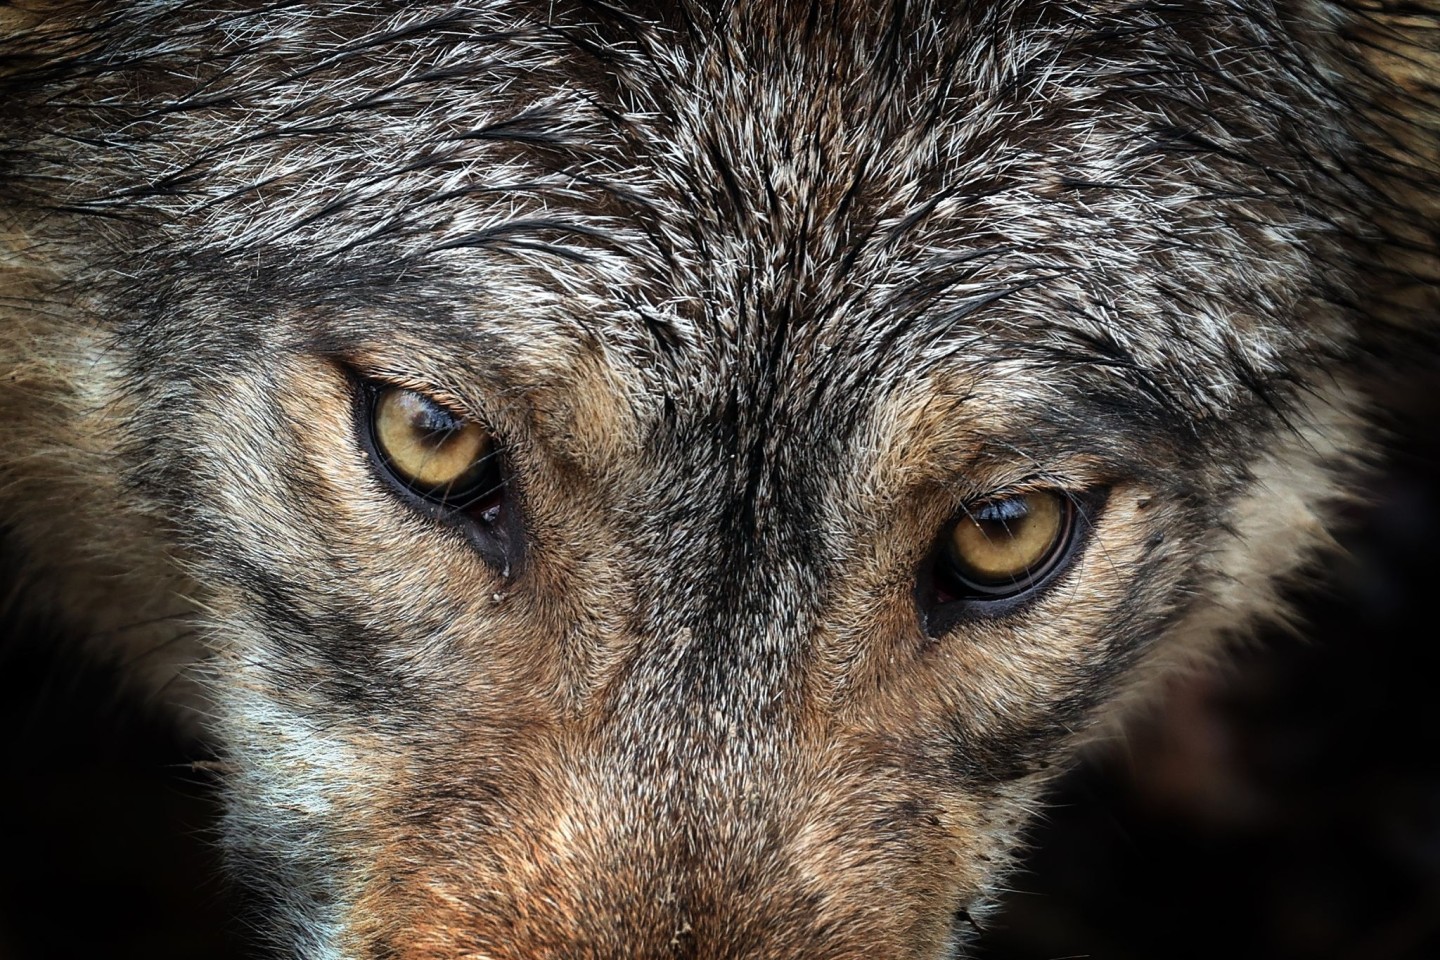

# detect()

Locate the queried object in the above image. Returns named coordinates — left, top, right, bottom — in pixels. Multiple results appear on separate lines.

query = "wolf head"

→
left=1, top=1, right=1434, bottom=957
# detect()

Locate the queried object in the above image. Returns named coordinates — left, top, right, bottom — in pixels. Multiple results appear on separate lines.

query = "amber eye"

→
left=370, top=387, right=499, bottom=509
left=939, top=491, right=1075, bottom=600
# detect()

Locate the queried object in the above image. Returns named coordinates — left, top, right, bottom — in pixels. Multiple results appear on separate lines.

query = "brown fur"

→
left=1, top=1, right=1437, bottom=957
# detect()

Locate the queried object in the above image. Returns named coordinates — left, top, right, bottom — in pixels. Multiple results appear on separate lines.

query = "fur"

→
left=0, top=1, right=1435, bottom=957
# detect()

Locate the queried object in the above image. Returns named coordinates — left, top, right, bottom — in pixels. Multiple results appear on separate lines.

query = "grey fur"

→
left=0, top=1, right=1435, bottom=957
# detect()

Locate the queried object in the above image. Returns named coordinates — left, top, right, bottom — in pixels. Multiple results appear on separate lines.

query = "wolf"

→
left=0, top=0, right=1435, bottom=957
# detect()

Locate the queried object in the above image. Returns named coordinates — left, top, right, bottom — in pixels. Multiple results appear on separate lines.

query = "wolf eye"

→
left=944, top=493, right=1071, bottom=595
left=369, top=387, right=501, bottom=514
left=932, top=491, right=1078, bottom=608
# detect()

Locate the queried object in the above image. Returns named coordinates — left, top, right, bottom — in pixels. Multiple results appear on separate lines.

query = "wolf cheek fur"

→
left=0, top=1, right=1435, bottom=958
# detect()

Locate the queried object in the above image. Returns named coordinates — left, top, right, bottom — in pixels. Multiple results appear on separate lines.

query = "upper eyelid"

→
left=958, top=484, right=1107, bottom=531
left=345, top=366, right=486, bottom=426
left=946, top=475, right=1095, bottom=518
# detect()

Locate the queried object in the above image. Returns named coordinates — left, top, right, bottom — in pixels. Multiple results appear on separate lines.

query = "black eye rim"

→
left=919, top=487, right=1109, bottom=635
left=349, top=376, right=522, bottom=576
left=363, top=383, right=504, bottom=516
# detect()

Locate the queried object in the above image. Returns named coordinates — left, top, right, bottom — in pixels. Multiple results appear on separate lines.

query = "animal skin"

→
left=1, top=1, right=1436, bottom=957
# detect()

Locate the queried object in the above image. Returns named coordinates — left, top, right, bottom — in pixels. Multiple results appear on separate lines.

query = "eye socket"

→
left=369, top=386, right=502, bottom=514
left=935, top=491, right=1077, bottom=604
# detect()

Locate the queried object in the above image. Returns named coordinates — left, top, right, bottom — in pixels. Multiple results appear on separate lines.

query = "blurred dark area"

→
left=0, top=611, right=248, bottom=960
left=2, top=379, right=1438, bottom=960
left=976, top=376, right=1440, bottom=960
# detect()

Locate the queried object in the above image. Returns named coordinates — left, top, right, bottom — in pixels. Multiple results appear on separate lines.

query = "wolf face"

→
left=1, top=1, right=1434, bottom=957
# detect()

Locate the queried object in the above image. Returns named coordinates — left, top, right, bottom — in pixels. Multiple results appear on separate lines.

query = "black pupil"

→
left=410, top=403, right=465, bottom=447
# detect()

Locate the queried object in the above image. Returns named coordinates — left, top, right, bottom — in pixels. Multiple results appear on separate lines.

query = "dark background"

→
left=3, top=385, right=1438, bottom=960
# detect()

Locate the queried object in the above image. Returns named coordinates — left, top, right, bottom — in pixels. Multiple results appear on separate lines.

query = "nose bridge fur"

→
left=618, top=410, right=822, bottom=724
left=1, top=1, right=1436, bottom=958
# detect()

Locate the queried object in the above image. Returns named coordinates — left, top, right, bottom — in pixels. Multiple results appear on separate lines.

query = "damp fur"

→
left=1, top=2, right=1436, bottom=957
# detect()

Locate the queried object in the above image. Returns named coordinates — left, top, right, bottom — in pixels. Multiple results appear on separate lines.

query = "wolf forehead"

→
left=12, top=0, right=1356, bottom=423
